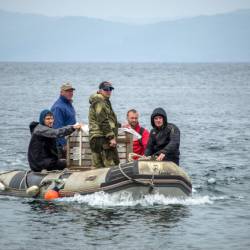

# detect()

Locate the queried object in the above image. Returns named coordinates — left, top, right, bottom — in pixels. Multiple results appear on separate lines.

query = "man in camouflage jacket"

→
left=88, top=81, right=120, bottom=168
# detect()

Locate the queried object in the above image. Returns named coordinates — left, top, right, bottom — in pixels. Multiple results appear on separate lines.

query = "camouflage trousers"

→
left=90, top=137, right=120, bottom=168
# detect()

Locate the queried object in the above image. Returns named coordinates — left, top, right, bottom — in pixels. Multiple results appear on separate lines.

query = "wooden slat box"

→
left=66, top=129, right=133, bottom=169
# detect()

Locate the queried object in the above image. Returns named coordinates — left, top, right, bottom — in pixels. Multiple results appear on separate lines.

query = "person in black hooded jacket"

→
left=28, top=109, right=81, bottom=172
left=145, top=107, right=180, bottom=165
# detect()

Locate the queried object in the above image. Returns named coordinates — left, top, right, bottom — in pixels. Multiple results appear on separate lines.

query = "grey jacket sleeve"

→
left=34, top=124, right=75, bottom=138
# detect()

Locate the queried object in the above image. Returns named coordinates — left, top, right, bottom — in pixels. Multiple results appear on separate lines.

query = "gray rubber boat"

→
left=0, top=161, right=192, bottom=199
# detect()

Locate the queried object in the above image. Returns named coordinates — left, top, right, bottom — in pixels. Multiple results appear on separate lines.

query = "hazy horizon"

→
left=1, top=5, right=250, bottom=62
left=1, top=0, right=250, bottom=24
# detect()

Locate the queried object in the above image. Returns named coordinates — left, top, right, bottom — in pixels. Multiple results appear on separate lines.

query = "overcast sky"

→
left=0, top=0, right=250, bottom=22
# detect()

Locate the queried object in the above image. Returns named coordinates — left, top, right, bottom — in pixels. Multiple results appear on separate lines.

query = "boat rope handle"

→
left=118, top=163, right=134, bottom=181
left=118, top=163, right=154, bottom=190
left=128, top=153, right=151, bottom=162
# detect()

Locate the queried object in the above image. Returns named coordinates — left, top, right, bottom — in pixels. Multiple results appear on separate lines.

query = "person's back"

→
left=145, top=107, right=180, bottom=165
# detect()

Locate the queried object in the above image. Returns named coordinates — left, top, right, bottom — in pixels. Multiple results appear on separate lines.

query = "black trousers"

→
left=46, top=159, right=67, bottom=171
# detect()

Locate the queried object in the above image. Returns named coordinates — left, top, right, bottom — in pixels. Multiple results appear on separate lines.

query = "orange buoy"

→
left=44, top=190, right=59, bottom=200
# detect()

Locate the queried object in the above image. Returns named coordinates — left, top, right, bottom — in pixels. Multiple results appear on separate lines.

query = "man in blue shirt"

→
left=51, top=83, right=76, bottom=158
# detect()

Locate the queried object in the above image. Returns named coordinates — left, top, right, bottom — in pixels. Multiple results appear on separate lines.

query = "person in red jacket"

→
left=125, top=109, right=150, bottom=158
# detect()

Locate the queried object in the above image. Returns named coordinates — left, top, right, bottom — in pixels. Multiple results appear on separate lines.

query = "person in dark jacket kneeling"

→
left=28, top=109, right=81, bottom=172
left=145, top=107, right=180, bottom=165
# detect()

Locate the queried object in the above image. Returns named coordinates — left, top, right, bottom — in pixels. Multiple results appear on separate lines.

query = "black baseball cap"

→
left=99, top=81, right=114, bottom=91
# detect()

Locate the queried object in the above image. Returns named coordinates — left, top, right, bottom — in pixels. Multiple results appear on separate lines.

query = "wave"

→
left=57, top=191, right=227, bottom=207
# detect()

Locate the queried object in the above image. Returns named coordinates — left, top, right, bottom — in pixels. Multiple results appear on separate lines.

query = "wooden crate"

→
left=66, top=129, right=133, bottom=169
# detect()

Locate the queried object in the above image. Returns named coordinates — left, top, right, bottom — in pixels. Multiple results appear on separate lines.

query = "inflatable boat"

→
left=0, top=160, right=191, bottom=199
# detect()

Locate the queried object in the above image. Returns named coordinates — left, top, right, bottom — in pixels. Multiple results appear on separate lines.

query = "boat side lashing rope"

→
left=1, top=170, right=30, bottom=190
left=19, top=170, right=63, bottom=191
left=25, top=169, right=68, bottom=197
left=19, top=170, right=31, bottom=189
left=118, top=163, right=155, bottom=192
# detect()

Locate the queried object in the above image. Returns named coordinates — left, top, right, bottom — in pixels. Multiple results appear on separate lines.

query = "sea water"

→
left=0, top=63, right=250, bottom=250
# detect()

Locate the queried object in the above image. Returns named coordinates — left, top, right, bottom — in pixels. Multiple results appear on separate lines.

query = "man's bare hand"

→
left=109, top=138, right=117, bottom=147
left=156, top=153, right=165, bottom=161
left=73, top=123, right=82, bottom=130
left=122, top=123, right=131, bottom=128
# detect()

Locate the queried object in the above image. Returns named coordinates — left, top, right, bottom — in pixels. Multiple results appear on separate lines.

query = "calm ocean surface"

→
left=0, top=63, right=250, bottom=250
